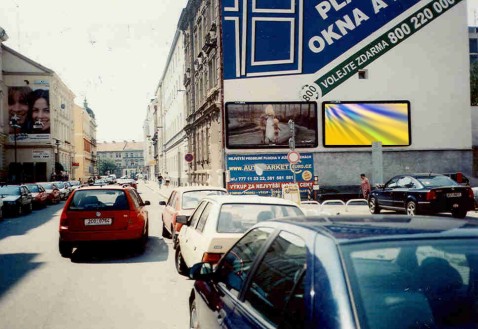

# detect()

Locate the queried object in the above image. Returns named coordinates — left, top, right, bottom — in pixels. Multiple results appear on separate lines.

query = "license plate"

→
left=446, top=192, right=462, bottom=198
left=85, top=218, right=112, bottom=226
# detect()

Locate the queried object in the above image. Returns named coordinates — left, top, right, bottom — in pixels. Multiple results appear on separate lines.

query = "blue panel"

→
left=254, top=21, right=291, bottom=62
left=223, top=19, right=239, bottom=78
left=255, top=0, right=293, bottom=10
left=223, top=0, right=237, bottom=9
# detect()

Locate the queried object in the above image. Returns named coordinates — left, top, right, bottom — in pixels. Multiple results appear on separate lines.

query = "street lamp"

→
left=9, top=115, right=21, bottom=183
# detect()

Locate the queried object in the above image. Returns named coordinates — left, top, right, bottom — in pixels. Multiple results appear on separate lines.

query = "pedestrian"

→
left=360, top=173, right=371, bottom=199
left=158, top=174, right=163, bottom=188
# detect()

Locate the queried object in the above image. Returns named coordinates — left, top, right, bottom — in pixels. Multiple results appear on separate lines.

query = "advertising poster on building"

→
left=8, top=86, right=51, bottom=143
left=226, top=153, right=314, bottom=196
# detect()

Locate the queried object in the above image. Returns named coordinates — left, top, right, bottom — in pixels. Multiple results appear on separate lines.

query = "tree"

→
left=98, top=159, right=118, bottom=176
left=471, top=61, right=478, bottom=106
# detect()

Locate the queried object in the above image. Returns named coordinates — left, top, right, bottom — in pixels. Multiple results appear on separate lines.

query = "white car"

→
left=175, top=195, right=305, bottom=275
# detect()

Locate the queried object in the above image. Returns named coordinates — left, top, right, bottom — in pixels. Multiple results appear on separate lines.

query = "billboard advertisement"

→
left=226, top=153, right=315, bottom=196
left=226, top=102, right=317, bottom=149
left=8, top=86, right=51, bottom=143
left=323, top=101, right=411, bottom=147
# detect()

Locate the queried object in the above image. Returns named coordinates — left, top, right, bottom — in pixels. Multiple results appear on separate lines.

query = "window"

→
left=244, top=231, right=306, bottom=326
left=189, top=201, right=208, bottom=228
left=196, top=202, right=212, bottom=232
left=217, top=227, right=273, bottom=296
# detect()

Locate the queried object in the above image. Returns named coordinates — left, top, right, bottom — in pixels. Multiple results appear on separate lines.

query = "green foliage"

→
left=471, top=61, right=478, bottom=106
left=98, top=159, right=118, bottom=176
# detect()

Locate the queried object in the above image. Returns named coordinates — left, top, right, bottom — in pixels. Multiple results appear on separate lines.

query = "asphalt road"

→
left=0, top=185, right=192, bottom=329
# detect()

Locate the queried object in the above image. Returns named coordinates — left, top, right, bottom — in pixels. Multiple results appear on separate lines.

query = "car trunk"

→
left=431, top=187, right=473, bottom=208
left=67, top=209, right=132, bottom=231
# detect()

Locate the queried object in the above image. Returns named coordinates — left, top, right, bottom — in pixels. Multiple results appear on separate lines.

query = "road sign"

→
left=185, top=153, right=194, bottom=163
left=287, top=151, right=300, bottom=164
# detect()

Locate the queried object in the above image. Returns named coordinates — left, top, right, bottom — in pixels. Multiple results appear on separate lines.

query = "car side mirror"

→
left=143, top=201, right=151, bottom=206
left=189, top=262, right=214, bottom=280
left=376, top=184, right=385, bottom=189
left=176, top=215, right=190, bottom=225
left=159, top=200, right=166, bottom=206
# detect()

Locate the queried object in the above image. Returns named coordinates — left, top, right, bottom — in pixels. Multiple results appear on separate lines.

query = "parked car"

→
left=159, top=186, right=227, bottom=247
left=54, top=181, right=71, bottom=200
left=25, top=183, right=48, bottom=209
left=58, top=185, right=150, bottom=258
left=0, top=185, right=33, bottom=216
left=68, top=180, right=82, bottom=191
left=116, top=178, right=137, bottom=189
left=187, top=215, right=478, bottom=329
left=38, top=182, right=61, bottom=204
left=175, top=195, right=305, bottom=274
left=369, top=173, right=475, bottom=218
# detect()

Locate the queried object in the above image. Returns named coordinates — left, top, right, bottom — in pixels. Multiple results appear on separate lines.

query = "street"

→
left=0, top=182, right=192, bottom=329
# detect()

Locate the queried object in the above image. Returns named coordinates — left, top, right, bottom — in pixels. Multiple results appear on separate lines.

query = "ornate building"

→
left=179, top=0, right=224, bottom=186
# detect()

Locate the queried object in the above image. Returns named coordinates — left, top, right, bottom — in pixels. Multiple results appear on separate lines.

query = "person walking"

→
left=158, top=174, right=163, bottom=188
left=360, top=173, right=371, bottom=199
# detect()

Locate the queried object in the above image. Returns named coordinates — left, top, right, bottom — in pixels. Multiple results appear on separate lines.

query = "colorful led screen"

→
left=323, top=101, right=411, bottom=147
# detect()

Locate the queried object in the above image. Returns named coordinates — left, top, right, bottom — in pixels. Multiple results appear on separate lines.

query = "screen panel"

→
left=226, top=102, right=318, bottom=149
left=322, top=101, right=411, bottom=147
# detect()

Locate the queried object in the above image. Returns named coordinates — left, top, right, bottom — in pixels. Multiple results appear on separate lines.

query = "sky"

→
left=0, top=0, right=477, bottom=142
left=0, top=0, right=187, bottom=142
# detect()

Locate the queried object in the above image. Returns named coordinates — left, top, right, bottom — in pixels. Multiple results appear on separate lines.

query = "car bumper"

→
left=59, top=228, right=143, bottom=244
left=418, top=199, right=475, bottom=213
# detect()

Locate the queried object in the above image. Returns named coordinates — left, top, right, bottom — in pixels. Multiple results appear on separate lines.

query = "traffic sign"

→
left=287, top=151, right=300, bottom=164
left=185, top=153, right=194, bottom=163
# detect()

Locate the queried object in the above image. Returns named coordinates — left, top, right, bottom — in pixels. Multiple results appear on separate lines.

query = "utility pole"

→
left=288, top=120, right=296, bottom=183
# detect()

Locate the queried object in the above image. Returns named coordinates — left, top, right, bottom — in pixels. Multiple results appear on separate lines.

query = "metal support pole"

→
left=288, top=120, right=296, bottom=184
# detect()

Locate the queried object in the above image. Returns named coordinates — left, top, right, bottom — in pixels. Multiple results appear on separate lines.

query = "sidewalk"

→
left=139, top=180, right=172, bottom=199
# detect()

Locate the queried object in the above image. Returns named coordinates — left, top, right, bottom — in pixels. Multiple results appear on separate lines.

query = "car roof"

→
left=266, top=215, right=478, bottom=242
left=172, top=186, right=227, bottom=193
left=201, top=194, right=300, bottom=206
left=394, top=173, right=447, bottom=178
left=73, top=186, right=131, bottom=191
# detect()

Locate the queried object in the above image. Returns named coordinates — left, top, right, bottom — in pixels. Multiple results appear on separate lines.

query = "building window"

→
left=470, top=38, right=478, bottom=53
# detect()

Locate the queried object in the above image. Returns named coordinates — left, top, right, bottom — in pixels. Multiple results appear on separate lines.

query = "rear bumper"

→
left=418, top=199, right=475, bottom=213
left=59, top=227, right=143, bottom=244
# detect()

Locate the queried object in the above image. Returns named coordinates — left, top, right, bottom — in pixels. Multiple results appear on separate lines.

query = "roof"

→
left=273, top=215, right=478, bottom=242
left=203, top=195, right=301, bottom=206
left=97, top=141, right=144, bottom=152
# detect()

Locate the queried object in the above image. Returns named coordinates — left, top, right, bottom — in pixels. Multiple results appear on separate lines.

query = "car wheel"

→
left=175, top=247, right=188, bottom=275
left=161, top=219, right=172, bottom=239
left=369, top=197, right=380, bottom=214
left=451, top=209, right=467, bottom=219
left=406, top=201, right=417, bottom=216
left=59, top=240, right=73, bottom=258
left=190, top=299, right=199, bottom=329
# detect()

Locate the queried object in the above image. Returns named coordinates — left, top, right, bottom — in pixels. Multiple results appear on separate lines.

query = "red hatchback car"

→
left=58, top=186, right=150, bottom=258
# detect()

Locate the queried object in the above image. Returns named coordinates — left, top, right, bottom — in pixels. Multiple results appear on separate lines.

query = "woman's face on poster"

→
left=32, top=97, right=50, bottom=131
left=8, top=93, right=29, bottom=125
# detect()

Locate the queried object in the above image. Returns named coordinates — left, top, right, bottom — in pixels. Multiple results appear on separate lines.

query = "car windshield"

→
left=39, top=183, right=54, bottom=189
left=69, top=181, right=80, bottom=186
left=26, top=185, right=39, bottom=192
left=216, top=203, right=304, bottom=233
left=0, top=186, right=20, bottom=195
left=342, top=239, right=478, bottom=329
left=416, top=175, right=458, bottom=188
left=68, top=190, right=129, bottom=210
left=182, top=190, right=227, bottom=209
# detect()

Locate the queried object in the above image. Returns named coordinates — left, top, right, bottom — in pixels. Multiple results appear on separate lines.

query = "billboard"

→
left=323, top=101, right=411, bottom=147
left=226, top=102, right=318, bottom=149
left=8, top=87, right=51, bottom=143
left=226, top=153, right=314, bottom=197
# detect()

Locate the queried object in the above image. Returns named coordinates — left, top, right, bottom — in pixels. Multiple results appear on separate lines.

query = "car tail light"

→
left=426, top=190, right=437, bottom=201
left=128, top=210, right=138, bottom=225
left=60, top=210, right=68, bottom=228
left=202, top=252, right=223, bottom=264
left=468, top=188, right=474, bottom=199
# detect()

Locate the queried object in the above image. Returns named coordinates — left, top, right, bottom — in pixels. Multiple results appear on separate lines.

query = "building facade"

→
left=157, top=30, right=188, bottom=187
left=2, top=45, right=75, bottom=183
left=179, top=0, right=223, bottom=186
left=0, top=28, right=9, bottom=180
left=73, top=100, right=97, bottom=182
left=143, top=101, right=157, bottom=181
left=97, top=141, right=144, bottom=179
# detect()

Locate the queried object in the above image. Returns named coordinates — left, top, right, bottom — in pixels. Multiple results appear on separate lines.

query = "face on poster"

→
left=8, top=87, right=51, bottom=142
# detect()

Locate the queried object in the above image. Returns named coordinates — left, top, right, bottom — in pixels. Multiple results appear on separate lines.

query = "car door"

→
left=163, top=191, right=178, bottom=232
left=232, top=230, right=308, bottom=328
left=183, top=202, right=214, bottom=267
left=194, top=227, right=274, bottom=329
left=180, top=201, right=208, bottom=266
left=393, top=176, right=414, bottom=209
left=380, top=176, right=401, bottom=207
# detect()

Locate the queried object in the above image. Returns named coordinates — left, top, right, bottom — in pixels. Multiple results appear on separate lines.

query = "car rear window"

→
left=342, top=239, right=478, bottom=329
left=182, top=190, right=227, bottom=209
left=416, top=175, right=458, bottom=187
left=68, top=190, right=129, bottom=210
left=217, top=203, right=303, bottom=233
